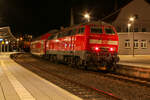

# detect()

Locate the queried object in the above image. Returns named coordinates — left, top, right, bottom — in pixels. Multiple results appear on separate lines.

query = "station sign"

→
left=0, top=38, right=3, bottom=41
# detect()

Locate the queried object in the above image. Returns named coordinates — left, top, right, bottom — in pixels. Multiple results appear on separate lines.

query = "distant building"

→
left=118, top=32, right=150, bottom=55
left=113, top=0, right=150, bottom=32
left=113, top=0, right=150, bottom=55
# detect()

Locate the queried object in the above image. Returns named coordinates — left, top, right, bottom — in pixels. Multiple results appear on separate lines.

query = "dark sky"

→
left=0, top=0, right=133, bottom=37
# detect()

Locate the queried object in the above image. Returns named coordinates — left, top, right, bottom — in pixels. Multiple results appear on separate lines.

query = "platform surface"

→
left=118, top=55, right=150, bottom=68
left=0, top=53, right=82, bottom=100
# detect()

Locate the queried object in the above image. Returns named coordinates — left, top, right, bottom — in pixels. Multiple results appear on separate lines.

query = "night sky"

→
left=0, top=0, right=137, bottom=37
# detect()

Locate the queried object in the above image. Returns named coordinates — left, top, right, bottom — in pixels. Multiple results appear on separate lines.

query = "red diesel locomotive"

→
left=31, top=22, right=119, bottom=71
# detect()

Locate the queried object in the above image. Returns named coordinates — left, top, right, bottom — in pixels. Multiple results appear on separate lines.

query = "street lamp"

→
left=129, top=16, right=135, bottom=56
left=84, top=13, right=90, bottom=22
left=127, top=23, right=131, bottom=33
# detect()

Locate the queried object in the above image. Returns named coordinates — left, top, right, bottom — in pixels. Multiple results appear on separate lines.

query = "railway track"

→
left=12, top=54, right=121, bottom=100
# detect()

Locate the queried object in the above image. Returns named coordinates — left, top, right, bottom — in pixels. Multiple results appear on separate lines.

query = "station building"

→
left=0, top=26, right=16, bottom=52
left=113, top=0, right=150, bottom=55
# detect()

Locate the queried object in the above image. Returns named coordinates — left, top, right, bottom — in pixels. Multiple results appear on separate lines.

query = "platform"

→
left=118, top=55, right=150, bottom=68
left=0, top=53, right=82, bottom=100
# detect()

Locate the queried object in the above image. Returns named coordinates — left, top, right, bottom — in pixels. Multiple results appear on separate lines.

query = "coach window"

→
left=124, top=40, right=131, bottom=48
left=105, top=27, right=115, bottom=34
left=78, top=27, right=85, bottom=34
left=134, top=40, right=139, bottom=49
left=141, top=40, right=147, bottom=49
left=90, top=27, right=103, bottom=34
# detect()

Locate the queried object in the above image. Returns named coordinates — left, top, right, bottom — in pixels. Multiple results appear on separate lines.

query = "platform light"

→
left=5, top=41, right=9, bottom=44
left=128, top=23, right=131, bottom=28
left=17, top=38, right=19, bottom=41
left=84, top=13, right=90, bottom=22
left=129, top=17, right=135, bottom=22
left=128, top=16, right=135, bottom=57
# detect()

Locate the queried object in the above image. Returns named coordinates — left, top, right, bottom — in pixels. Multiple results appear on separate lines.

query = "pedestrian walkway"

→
left=118, top=55, right=150, bottom=68
left=0, top=53, right=82, bottom=100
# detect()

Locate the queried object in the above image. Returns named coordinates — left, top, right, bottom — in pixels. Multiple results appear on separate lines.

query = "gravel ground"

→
left=13, top=53, right=150, bottom=100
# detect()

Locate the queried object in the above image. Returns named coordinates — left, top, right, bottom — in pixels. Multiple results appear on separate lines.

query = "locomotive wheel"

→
left=49, top=55, right=53, bottom=62
left=81, top=60, right=88, bottom=70
left=107, top=63, right=117, bottom=72
left=53, top=55, right=58, bottom=63
left=75, top=57, right=80, bottom=69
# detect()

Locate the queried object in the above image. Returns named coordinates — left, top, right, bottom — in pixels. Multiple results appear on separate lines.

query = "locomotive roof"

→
left=60, top=21, right=112, bottom=31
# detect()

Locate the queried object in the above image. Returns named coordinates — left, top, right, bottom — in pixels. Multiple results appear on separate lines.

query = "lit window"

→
left=141, top=40, right=147, bottom=49
left=124, top=40, right=131, bottom=48
left=134, top=40, right=139, bottom=49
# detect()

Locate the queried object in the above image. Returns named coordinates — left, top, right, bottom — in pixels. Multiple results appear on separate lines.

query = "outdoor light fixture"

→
left=129, top=16, right=135, bottom=22
left=128, top=23, right=131, bottom=28
left=127, top=23, right=131, bottom=33
left=5, top=41, right=9, bottom=44
left=128, top=16, right=136, bottom=57
left=84, top=13, right=90, bottom=22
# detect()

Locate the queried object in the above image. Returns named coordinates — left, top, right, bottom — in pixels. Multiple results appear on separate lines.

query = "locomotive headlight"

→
left=91, top=46, right=100, bottom=51
left=109, top=47, right=116, bottom=52
left=95, top=47, right=99, bottom=51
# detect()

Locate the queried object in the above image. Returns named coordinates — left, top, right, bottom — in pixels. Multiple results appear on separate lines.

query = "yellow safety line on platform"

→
left=1, top=61, right=36, bottom=100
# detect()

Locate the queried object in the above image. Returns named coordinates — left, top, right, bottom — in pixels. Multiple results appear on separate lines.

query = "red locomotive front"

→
left=85, top=24, right=119, bottom=70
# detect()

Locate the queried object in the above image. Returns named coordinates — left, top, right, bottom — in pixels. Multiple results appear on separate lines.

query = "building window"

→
left=134, top=40, right=139, bottom=49
left=134, top=28, right=138, bottom=32
left=142, top=28, right=146, bottom=32
left=117, top=26, right=121, bottom=32
left=124, top=40, right=131, bottom=48
left=141, top=40, right=147, bottom=49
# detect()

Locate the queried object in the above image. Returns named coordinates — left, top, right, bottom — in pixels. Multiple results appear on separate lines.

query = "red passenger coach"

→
left=46, top=22, right=119, bottom=71
left=30, top=33, right=51, bottom=56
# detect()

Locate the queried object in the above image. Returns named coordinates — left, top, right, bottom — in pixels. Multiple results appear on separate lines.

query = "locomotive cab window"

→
left=90, top=27, right=103, bottom=34
left=105, top=27, right=115, bottom=34
left=78, top=27, right=85, bottom=34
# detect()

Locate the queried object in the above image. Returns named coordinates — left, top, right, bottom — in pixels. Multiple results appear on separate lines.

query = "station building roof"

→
left=0, top=26, right=16, bottom=42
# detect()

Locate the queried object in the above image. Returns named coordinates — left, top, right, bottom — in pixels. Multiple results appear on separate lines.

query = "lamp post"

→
left=127, top=23, right=131, bottom=34
left=84, top=13, right=90, bottom=22
left=5, top=41, right=9, bottom=52
left=17, top=38, right=19, bottom=52
left=129, top=16, right=135, bottom=56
